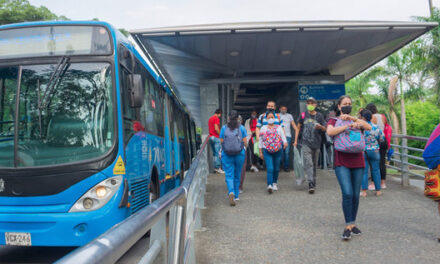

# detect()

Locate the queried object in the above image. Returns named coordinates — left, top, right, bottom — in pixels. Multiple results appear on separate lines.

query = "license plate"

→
left=5, top=232, right=31, bottom=246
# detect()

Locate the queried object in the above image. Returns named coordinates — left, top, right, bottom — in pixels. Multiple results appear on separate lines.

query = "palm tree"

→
left=417, top=7, right=440, bottom=104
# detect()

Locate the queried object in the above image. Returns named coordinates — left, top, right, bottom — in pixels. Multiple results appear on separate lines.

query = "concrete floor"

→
left=195, top=169, right=440, bottom=264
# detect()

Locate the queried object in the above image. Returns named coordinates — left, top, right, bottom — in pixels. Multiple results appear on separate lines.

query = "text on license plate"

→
left=5, top=232, right=32, bottom=246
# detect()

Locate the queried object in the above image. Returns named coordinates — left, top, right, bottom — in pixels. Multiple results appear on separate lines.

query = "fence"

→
left=56, top=137, right=210, bottom=264
left=387, top=134, right=428, bottom=186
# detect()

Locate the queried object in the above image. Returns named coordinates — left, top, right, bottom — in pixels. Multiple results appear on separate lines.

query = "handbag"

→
left=424, top=165, right=440, bottom=200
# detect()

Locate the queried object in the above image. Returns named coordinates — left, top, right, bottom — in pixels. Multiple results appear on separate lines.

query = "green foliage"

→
left=0, top=0, right=68, bottom=25
left=405, top=101, right=440, bottom=165
left=119, top=28, right=129, bottom=37
left=406, top=101, right=440, bottom=138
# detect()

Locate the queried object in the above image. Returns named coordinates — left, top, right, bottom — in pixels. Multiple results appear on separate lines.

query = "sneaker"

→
left=360, top=191, right=367, bottom=197
left=368, top=183, right=375, bottom=190
left=234, top=198, right=240, bottom=202
left=342, top=229, right=352, bottom=240
left=308, top=182, right=315, bottom=194
left=215, top=168, right=225, bottom=174
left=296, top=178, right=304, bottom=186
left=239, top=189, right=243, bottom=194
left=267, top=185, right=273, bottom=194
left=251, top=166, right=259, bottom=172
left=381, top=183, right=387, bottom=189
left=228, top=193, right=236, bottom=206
left=351, top=226, right=362, bottom=236
left=273, top=183, right=278, bottom=191
left=284, top=168, right=289, bottom=172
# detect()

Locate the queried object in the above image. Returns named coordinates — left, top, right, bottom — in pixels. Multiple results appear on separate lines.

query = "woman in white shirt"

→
left=259, top=111, right=287, bottom=193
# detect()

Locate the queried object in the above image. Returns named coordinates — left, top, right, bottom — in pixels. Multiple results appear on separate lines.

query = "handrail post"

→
left=401, top=137, right=410, bottom=186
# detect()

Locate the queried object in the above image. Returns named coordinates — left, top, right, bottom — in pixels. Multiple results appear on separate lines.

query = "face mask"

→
left=251, top=114, right=257, bottom=119
left=280, top=110, right=287, bottom=114
left=307, top=105, right=316, bottom=111
left=341, top=105, right=352, bottom=114
left=267, top=118, right=275, bottom=125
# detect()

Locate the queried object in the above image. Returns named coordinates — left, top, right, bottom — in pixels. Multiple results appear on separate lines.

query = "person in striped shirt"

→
left=256, top=101, right=283, bottom=142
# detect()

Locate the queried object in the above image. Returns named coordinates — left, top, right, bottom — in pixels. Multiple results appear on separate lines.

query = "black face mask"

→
left=341, top=105, right=352, bottom=114
left=266, top=109, right=275, bottom=115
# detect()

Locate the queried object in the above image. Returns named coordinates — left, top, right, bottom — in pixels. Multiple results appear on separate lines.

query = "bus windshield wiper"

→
left=39, top=56, right=70, bottom=110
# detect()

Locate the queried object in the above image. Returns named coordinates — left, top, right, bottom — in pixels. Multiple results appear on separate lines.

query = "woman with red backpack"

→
left=259, top=111, right=288, bottom=194
left=327, top=95, right=371, bottom=241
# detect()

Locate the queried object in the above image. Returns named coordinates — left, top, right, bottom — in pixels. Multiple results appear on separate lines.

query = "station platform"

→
left=195, top=169, right=439, bottom=263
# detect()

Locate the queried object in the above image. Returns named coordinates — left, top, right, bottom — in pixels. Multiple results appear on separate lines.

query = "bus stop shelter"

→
left=130, top=21, right=437, bottom=134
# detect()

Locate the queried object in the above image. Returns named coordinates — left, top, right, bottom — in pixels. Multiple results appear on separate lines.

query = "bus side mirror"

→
left=129, top=74, right=144, bottom=108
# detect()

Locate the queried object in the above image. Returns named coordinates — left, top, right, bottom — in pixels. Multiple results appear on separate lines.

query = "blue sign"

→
left=298, top=84, right=345, bottom=101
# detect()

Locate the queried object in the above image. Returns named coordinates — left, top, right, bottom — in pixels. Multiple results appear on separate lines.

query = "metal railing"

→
left=387, top=134, right=428, bottom=186
left=56, top=138, right=210, bottom=264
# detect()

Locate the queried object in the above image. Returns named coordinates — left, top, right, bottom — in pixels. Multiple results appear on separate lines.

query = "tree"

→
left=417, top=7, right=440, bottom=104
left=0, top=0, right=68, bottom=25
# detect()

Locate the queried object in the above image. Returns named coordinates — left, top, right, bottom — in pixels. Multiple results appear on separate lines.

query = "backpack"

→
left=222, top=126, right=244, bottom=155
left=262, top=126, right=282, bottom=153
left=333, top=118, right=365, bottom=153
left=424, top=165, right=440, bottom=200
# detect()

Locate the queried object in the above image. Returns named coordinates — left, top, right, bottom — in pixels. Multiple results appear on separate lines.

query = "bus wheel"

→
left=149, top=170, right=160, bottom=203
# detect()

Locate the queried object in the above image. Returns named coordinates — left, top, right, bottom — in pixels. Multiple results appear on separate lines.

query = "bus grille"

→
left=130, top=178, right=149, bottom=214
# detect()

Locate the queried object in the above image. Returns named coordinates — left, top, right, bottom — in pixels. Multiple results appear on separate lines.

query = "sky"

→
left=28, top=0, right=440, bottom=31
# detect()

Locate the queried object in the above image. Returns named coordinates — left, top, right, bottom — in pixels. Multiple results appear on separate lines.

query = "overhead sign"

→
left=298, top=84, right=345, bottom=101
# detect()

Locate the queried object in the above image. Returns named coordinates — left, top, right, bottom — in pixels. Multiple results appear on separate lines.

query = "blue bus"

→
left=0, top=21, right=198, bottom=246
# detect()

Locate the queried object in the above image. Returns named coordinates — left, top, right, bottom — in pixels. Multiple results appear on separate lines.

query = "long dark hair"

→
left=227, top=110, right=240, bottom=130
left=335, top=95, right=352, bottom=117
left=365, top=103, right=378, bottom=114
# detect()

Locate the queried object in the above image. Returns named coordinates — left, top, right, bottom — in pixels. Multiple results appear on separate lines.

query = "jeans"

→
left=281, top=137, right=292, bottom=169
left=263, top=149, right=282, bottom=186
left=221, top=151, right=245, bottom=199
left=240, top=148, right=247, bottom=190
left=302, top=144, right=320, bottom=185
left=362, top=149, right=381, bottom=191
left=210, top=137, right=221, bottom=169
left=379, top=144, right=387, bottom=180
left=335, top=166, right=364, bottom=225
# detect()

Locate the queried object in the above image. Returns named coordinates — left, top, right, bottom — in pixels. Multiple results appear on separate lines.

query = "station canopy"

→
left=130, top=21, right=437, bottom=123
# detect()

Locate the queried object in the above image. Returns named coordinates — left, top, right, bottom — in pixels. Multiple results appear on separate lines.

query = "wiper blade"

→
left=39, top=56, right=70, bottom=110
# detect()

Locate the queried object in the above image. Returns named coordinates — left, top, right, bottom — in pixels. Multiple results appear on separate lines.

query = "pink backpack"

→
left=333, top=118, right=365, bottom=153
left=262, top=126, right=282, bottom=153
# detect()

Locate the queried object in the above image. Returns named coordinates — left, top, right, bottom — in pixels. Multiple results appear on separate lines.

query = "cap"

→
left=306, top=97, right=317, bottom=103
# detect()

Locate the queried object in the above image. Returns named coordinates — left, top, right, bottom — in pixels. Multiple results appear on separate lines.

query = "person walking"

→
left=359, top=109, right=385, bottom=197
left=365, top=103, right=388, bottom=189
left=256, top=100, right=282, bottom=141
left=327, top=95, right=371, bottom=241
left=279, top=105, right=298, bottom=172
left=244, top=110, right=259, bottom=172
left=294, top=97, right=326, bottom=194
left=259, top=111, right=287, bottom=193
left=208, top=109, right=224, bottom=174
left=220, top=110, right=247, bottom=206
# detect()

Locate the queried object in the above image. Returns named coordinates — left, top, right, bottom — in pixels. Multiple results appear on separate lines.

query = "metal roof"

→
left=130, top=21, right=437, bottom=124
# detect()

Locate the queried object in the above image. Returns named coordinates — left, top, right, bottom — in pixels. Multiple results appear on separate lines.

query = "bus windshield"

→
left=0, top=62, right=115, bottom=168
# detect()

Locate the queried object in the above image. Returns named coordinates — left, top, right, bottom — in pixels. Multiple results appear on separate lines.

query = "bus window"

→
left=135, top=60, right=164, bottom=137
left=0, top=67, right=18, bottom=167
left=167, top=96, right=174, bottom=139
left=120, top=67, right=138, bottom=145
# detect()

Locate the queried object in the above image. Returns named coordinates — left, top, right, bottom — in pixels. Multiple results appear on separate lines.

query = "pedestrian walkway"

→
left=195, top=169, right=439, bottom=264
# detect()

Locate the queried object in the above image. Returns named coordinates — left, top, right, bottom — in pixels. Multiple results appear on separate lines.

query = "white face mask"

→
left=267, top=118, right=275, bottom=125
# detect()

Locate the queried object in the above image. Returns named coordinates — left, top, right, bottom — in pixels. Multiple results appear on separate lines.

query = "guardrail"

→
left=56, top=137, right=210, bottom=264
left=387, top=133, right=428, bottom=186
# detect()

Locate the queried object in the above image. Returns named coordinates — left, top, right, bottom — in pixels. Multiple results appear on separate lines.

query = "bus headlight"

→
left=69, top=176, right=123, bottom=212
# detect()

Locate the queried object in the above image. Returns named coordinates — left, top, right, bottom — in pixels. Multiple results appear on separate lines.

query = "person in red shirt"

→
left=327, top=95, right=371, bottom=241
left=208, top=109, right=224, bottom=173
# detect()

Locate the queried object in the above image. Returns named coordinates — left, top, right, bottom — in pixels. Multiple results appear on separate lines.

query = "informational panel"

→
left=298, top=84, right=345, bottom=101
